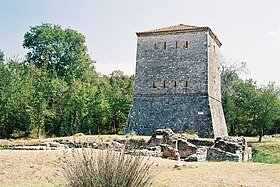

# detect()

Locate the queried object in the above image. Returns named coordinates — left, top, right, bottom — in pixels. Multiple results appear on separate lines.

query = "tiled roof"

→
left=136, top=24, right=222, bottom=46
left=136, top=24, right=206, bottom=35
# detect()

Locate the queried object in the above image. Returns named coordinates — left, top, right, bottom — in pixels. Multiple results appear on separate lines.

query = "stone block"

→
left=207, top=147, right=241, bottom=162
left=184, top=154, right=199, bottom=162
left=187, top=138, right=214, bottom=147
left=196, top=146, right=208, bottom=162
left=160, top=144, right=179, bottom=160
left=177, top=139, right=197, bottom=158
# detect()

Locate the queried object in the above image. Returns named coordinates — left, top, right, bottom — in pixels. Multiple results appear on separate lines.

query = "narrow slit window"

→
left=152, top=81, right=156, bottom=88
left=154, top=43, right=157, bottom=49
left=163, top=80, right=166, bottom=88
left=163, top=42, right=167, bottom=49
left=185, top=41, right=189, bottom=49
left=174, top=80, right=177, bottom=88
left=185, top=80, right=188, bottom=87
left=175, top=41, right=178, bottom=49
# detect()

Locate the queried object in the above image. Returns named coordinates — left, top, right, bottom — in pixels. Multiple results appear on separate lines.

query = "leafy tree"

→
left=221, top=60, right=280, bottom=140
left=43, top=77, right=68, bottom=136
left=0, top=58, right=31, bottom=138
left=253, top=83, right=280, bottom=141
left=23, top=23, right=93, bottom=83
left=0, top=24, right=137, bottom=138
left=27, top=65, right=50, bottom=138
left=107, top=71, right=134, bottom=134
left=229, top=80, right=280, bottom=141
left=221, top=60, right=244, bottom=135
left=0, top=50, right=4, bottom=63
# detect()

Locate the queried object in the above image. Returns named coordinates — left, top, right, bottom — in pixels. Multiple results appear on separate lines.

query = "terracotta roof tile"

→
left=136, top=24, right=207, bottom=35
left=136, top=24, right=222, bottom=46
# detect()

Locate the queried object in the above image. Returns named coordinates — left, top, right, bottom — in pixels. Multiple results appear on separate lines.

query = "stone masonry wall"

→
left=125, top=28, right=228, bottom=138
left=207, top=33, right=228, bottom=137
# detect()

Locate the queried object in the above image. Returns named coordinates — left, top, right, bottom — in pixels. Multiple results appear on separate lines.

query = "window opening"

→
left=175, top=41, right=178, bottom=49
left=163, top=42, right=167, bottom=49
left=154, top=43, right=158, bottom=49
left=152, top=82, right=156, bottom=88
left=185, top=41, right=189, bottom=49
left=163, top=80, right=166, bottom=88
left=185, top=80, right=188, bottom=87
left=174, top=80, right=177, bottom=88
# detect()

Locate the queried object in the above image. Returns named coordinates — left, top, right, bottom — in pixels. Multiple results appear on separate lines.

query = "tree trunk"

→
left=115, top=122, right=119, bottom=134
left=73, top=108, right=77, bottom=133
left=69, top=113, right=72, bottom=135
left=258, top=127, right=263, bottom=142
left=3, top=110, right=7, bottom=138
left=36, top=119, right=41, bottom=138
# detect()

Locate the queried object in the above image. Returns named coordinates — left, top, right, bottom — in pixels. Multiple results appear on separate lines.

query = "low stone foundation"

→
left=9, top=128, right=252, bottom=162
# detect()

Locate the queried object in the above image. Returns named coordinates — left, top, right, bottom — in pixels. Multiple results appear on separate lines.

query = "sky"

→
left=0, top=0, right=280, bottom=85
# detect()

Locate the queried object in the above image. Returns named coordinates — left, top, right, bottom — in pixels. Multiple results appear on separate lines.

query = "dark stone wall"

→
left=125, top=29, right=228, bottom=138
left=127, top=95, right=213, bottom=137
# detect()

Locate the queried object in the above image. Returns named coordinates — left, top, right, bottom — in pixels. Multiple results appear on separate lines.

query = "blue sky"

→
left=1, top=0, right=280, bottom=85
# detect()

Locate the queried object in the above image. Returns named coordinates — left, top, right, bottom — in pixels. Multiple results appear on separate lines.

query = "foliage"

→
left=0, top=23, right=134, bottom=138
left=221, top=61, right=280, bottom=141
left=63, top=149, right=154, bottom=187
left=0, top=50, right=4, bottom=63
left=0, top=58, right=31, bottom=138
left=23, top=23, right=93, bottom=83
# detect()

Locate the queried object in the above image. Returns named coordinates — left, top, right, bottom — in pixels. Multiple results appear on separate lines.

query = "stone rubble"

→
left=10, top=128, right=252, bottom=162
left=144, top=128, right=252, bottom=162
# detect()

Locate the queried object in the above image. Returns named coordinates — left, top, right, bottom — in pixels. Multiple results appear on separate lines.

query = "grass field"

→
left=0, top=135, right=279, bottom=186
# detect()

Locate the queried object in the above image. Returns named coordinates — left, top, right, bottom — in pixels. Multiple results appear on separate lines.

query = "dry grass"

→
left=0, top=134, right=150, bottom=148
left=0, top=136, right=280, bottom=186
left=63, top=149, right=154, bottom=187
left=0, top=150, right=279, bottom=187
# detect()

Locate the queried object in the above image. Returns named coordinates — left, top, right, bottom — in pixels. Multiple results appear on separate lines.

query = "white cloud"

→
left=266, top=29, right=280, bottom=46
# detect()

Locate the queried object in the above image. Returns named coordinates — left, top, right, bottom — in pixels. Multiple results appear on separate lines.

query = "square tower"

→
left=125, top=24, right=228, bottom=138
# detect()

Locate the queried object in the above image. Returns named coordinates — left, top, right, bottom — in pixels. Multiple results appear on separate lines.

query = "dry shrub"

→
left=63, top=149, right=154, bottom=187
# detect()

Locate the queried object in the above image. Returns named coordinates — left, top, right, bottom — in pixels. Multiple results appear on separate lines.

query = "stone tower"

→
left=125, top=24, right=228, bottom=138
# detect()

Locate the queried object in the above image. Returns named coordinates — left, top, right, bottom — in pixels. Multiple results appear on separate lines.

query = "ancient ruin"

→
left=144, top=128, right=252, bottom=162
left=125, top=24, right=228, bottom=138
left=7, top=128, right=252, bottom=162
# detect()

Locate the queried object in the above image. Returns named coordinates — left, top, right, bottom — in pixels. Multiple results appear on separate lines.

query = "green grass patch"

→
left=0, top=146, right=12, bottom=150
left=252, top=152, right=280, bottom=164
left=252, top=143, right=280, bottom=156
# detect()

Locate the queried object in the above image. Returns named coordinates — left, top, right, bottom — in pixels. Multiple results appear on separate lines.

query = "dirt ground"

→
left=0, top=150, right=279, bottom=187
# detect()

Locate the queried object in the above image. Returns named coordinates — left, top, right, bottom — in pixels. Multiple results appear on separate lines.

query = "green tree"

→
left=253, top=83, right=280, bottom=141
left=22, top=23, right=96, bottom=137
left=0, top=50, right=4, bottom=63
left=232, top=80, right=280, bottom=141
left=221, top=60, right=244, bottom=135
left=0, top=57, right=31, bottom=138
left=107, top=71, right=134, bottom=134
left=23, top=23, right=93, bottom=83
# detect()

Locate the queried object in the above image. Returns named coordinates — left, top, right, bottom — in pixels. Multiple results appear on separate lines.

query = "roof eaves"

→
left=136, top=27, right=208, bottom=36
left=136, top=25, right=222, bottom=47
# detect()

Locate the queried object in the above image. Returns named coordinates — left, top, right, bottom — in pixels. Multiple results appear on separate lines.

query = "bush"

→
left=63, top=149, right=154, bottom=187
